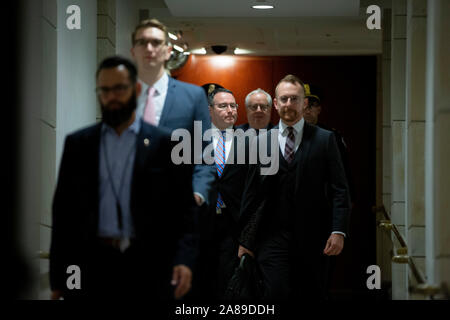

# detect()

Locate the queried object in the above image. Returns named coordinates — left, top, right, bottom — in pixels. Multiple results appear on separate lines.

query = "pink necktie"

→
left=143, top=87, right=156, bottom=125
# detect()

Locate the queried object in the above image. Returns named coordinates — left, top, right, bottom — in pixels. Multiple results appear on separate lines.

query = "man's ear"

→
left=165, top=45, right=173, bottom=61
left=302, top=97, right=309, bottom=111
left=273, top=98, right=279, bottom=111
left=304, top=97, right=309, bottom=110
left=317, top=105, right=322, bottom=115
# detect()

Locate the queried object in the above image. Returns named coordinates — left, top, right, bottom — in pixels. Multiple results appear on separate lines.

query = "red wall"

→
left=173, top=54, right=378, bottom=298
left=172, top=55, right=277, bottom=125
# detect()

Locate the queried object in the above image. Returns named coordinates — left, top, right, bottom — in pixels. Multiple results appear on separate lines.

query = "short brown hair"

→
left=132, top=19, right=169, bottom=46
left=275, top=74, right=306, bottom=98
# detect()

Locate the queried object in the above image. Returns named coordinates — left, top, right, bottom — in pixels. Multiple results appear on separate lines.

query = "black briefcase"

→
left=223, top=253, right=265, bottom=300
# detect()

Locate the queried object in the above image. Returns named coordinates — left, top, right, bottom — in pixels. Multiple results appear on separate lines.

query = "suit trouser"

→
left=257, top=229, right=330, bottom=301
left=193, top=208, right=239, bottom=299
left=65, top=240, right=172, bottom=300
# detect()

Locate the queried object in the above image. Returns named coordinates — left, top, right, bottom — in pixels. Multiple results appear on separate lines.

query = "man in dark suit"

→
left=195, top=88, right=252, bottom=299
left=238, top=75, right=351, bottom=300
left=130, top=19, right=214, bottom=208
left=49, top=56, right=197, bottom=300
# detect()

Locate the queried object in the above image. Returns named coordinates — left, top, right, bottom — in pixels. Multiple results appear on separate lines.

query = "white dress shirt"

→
left=137, top=72, right=169, bottom=125
left=211, top=124, right=234, bottom=163
left=278, top=118, right=305, bottom=158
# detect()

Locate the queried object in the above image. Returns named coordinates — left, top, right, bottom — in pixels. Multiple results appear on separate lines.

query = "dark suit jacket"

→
left=202, top=131, right=251, bottom=239
left=239, top=122, right=351, bottom=254
left=317, top=122, right=355, bottom=201
left=49, top=120, right=197, bottom=296
left=157, top=77, right=215, bottom=200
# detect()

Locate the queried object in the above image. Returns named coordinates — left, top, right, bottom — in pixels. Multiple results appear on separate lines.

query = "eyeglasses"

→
left=214, top=103, right=239, bottom=110
left=134, top=38, right=166, bottom=49
left=247, top=104, right=270, bottom=111
left=278, top=95, right=302, bottom=104
left=96, top=84, right=132, bottom=97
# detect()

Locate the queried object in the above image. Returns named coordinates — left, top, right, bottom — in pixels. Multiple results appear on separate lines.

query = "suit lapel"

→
left=158, top=77, right=176, bottom=127
left=133, top=121, right=160, bottom=171
left=222, top=129, right=238, bottom=176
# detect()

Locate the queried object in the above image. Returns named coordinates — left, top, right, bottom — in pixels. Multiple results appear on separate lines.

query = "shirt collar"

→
left=212, top=123, right=233, bottom=132
left=279, top=117, right=304, bottom=135
left=138, top=72, right=168, bottom=95
left=211, top=124, right=234, bottom=141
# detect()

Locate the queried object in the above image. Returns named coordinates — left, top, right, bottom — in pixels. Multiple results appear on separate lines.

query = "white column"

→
left=97, top=0, right=117, bottom=120
left=425, top=0, right=450, bottom=295
left=115, top=0, right=139, bottom=59
left=56, top=0, right=98, bottom=166
left=38, top=0, right=98, bottom=299
left=405, top=0, right=427, bottom=299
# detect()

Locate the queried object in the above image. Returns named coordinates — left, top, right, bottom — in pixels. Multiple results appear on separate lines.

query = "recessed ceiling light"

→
left=252, top=5, right=274, bottom=9
left=191, top=48, right=207, bottom=55
left=173, top=44, right=184, bottom=52
left=234, top=48, right=252, bottom=55
left=168, top=32, right=178, bottom=41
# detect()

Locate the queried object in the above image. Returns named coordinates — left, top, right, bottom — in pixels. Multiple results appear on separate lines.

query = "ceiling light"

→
left=252, top=5, right=274, bottom=9
left=168, top=32, right=178, bottom=41
left=191, top=48, right=207, bottom=55
left=183, top=52, right=190, bottom=55
left=234, top=48, right=252, bottom=55
left=210, top=56, right=235, bottom=68
left=173, top=44, right=184, bottom=52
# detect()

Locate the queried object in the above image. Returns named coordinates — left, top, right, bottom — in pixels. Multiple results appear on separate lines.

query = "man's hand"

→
left=323, top=233, right=344, bottom=256
left=50, top=290, right=63, bottom=300
left=171, top=264, right=192, bottom=299
left=193, top=193, right=204, bottom=206
left=238, top=245, right=254, bottom=258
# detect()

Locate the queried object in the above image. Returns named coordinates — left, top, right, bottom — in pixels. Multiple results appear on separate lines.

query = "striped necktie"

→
left=284, top=126, right=295, bottom=163
left=215, top=131, right=226, bottom=214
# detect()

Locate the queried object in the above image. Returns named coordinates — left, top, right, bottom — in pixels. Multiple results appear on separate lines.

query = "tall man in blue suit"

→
left=131, top=19, right=214, bottom=207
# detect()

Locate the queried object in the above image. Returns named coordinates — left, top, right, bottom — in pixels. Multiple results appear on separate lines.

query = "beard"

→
left=100, top=92, right=137, bottom=128
left=279, top=107, right=300, bottom=123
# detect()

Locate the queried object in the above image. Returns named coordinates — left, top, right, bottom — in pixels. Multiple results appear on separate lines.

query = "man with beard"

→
left=49, top=56, right=197, bottom=300
left=237, top=89, right=274, bottom=133
left=238, top=75, right=351, bottom=300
